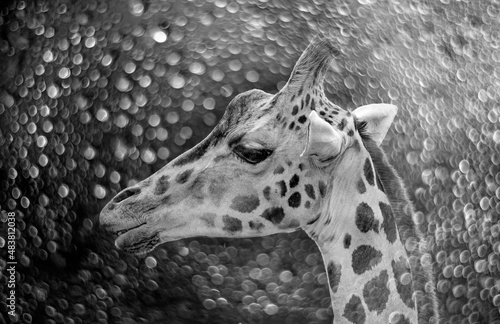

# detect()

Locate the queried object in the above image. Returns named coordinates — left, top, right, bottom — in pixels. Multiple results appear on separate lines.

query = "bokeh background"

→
left=1, top=0, right=500, bottom=323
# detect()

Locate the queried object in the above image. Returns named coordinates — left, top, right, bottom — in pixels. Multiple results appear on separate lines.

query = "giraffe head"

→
left=99, top=38, right=397, bottom=254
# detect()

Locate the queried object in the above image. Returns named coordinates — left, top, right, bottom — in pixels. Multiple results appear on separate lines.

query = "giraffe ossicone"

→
left=100, top=37, right=439, bottom=324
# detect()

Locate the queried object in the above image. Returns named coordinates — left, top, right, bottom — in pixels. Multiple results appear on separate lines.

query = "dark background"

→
left=0, top=0, right=499, bottom=323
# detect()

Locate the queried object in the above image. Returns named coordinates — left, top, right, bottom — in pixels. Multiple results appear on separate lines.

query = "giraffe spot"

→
left=249, top=220, right=264, bottom=231
left=263, top=186, right=271, bottom=201
left=176, top=169, right=194, bottom=184
left=306, top=93, right=311, bottom=106
left=318, top=181, right=327, bottom=198
left=342, top=295, right=366, bottom=324
left=310, top=98, right=315, bottom=111
left=230, top=195, right=260, bottom=213
left=261, top=207, right=285, bottom=224
left=288, top=192, right=301, bottom=208
left=352, top=245, right=383, bottom=275
left=338, top=118, right=347, bottom=131
left=392, top=256, right=415, bottom=309
left=289, top=174, right=299, bottom=188
left=273, top=165, right=285, bottom=174
left=380, top=202, right=397, bottom=243
left=161, top=194, right=172, bottom=206
left=327, top=261, right=342, bottom=293
left=200, top=213, right=217, bottom=227
left=222, top=215, right=242, bottom=233
left=355, top=202, right=379, bottom=233
left=188, top=176, right=206, bottom=202
left=347, top=129, right=354, bottom=136
left=363, top=270, right=390, bottom=314
left=298, top=163, right=304, bottom=171
left=320, top=111, right=326, bottom=116
left=208, top=178, right=226, bottom=204
left=154, top=175, right=170, bottom=195
left=288, top=121, right=295, bottom=130
left=357, top=178, right=366, bottom=194
left=297, top=115, right=307, bottom=124
left=294, top=125, right=301, bottom=131
left=276, top=180, right=287, bottom=197
left=343, top=233, right=351, bottom=249
left=363, top=158, right=374, bottom=186
left=305, top=184, right=316, bottom=200
left=304, top=201, right=310, bottom=209
left=291, top=105, right=299, bottom=115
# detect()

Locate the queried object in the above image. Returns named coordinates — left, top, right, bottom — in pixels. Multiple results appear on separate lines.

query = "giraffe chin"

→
left=114, top=225, right=161, bottom=255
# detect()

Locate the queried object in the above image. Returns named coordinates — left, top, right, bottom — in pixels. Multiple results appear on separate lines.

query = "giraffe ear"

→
left=352, top=104, right=397, bottom=146
left=300, top=111, right=343, bottom=164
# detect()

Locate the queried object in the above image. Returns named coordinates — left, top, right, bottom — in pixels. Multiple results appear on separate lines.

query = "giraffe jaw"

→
left=114, top=223, right=161, bottom=255
left=113, top=222, right=187, bottom=255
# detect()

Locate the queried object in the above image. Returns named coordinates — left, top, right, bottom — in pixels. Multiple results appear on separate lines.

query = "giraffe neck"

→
left=304, top=164, right=418, bottom=323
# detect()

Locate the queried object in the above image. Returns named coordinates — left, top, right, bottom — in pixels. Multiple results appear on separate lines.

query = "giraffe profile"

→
left=100, top=37, right=439, bottom=323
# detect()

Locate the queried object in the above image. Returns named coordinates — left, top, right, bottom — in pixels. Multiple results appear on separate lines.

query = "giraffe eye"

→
left=233, top=145, right=273, bottom=164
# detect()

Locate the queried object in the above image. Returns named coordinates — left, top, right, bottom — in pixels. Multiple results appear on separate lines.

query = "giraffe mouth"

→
left=118, top=232, right=161, bottom=255
left=114, top=222, right=147, bottom=236
left=114, top=223, right=160, bottom=255
left=115, top=223, right=161, bottom=254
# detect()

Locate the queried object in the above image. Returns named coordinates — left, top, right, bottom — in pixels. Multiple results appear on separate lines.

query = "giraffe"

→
left=100, top=38, right=439, bottom=324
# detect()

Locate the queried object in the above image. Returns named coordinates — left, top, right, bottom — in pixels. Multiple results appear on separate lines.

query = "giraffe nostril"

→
left=113, top=187, right=141, bottom=203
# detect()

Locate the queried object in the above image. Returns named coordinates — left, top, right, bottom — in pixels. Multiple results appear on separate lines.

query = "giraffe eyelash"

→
left=233, top=145, right=273, bottom=164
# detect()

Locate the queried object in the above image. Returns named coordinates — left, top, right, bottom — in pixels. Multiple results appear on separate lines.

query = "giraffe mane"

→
left=361, top=137, right=441, bottom=323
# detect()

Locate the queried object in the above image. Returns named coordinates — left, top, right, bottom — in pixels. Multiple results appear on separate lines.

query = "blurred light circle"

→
left=169, top=74, right=185, bottom=89
left=43, top=50, right=54, bottom=62
left=203, top=97, right=216, bottom=110
left=203, top=299, right=216, bottom=310
left=145, top=256, right=157, bottom=268
left=36, top=135, right=48, bottom=148
left=150, top=27, right=167, bottom=43
left=58, top=67, right=70, bottom=79
left=157, top=147, right=170, bottom=160
left=58, top=184, right=69, bottom=198
left=246, top=70, right=259, bottom=82
left=279, top=270, right=293, bottom=283
left=140, top=148, right=157, bottom=164
left=93, top=185, right=106, bottom=199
